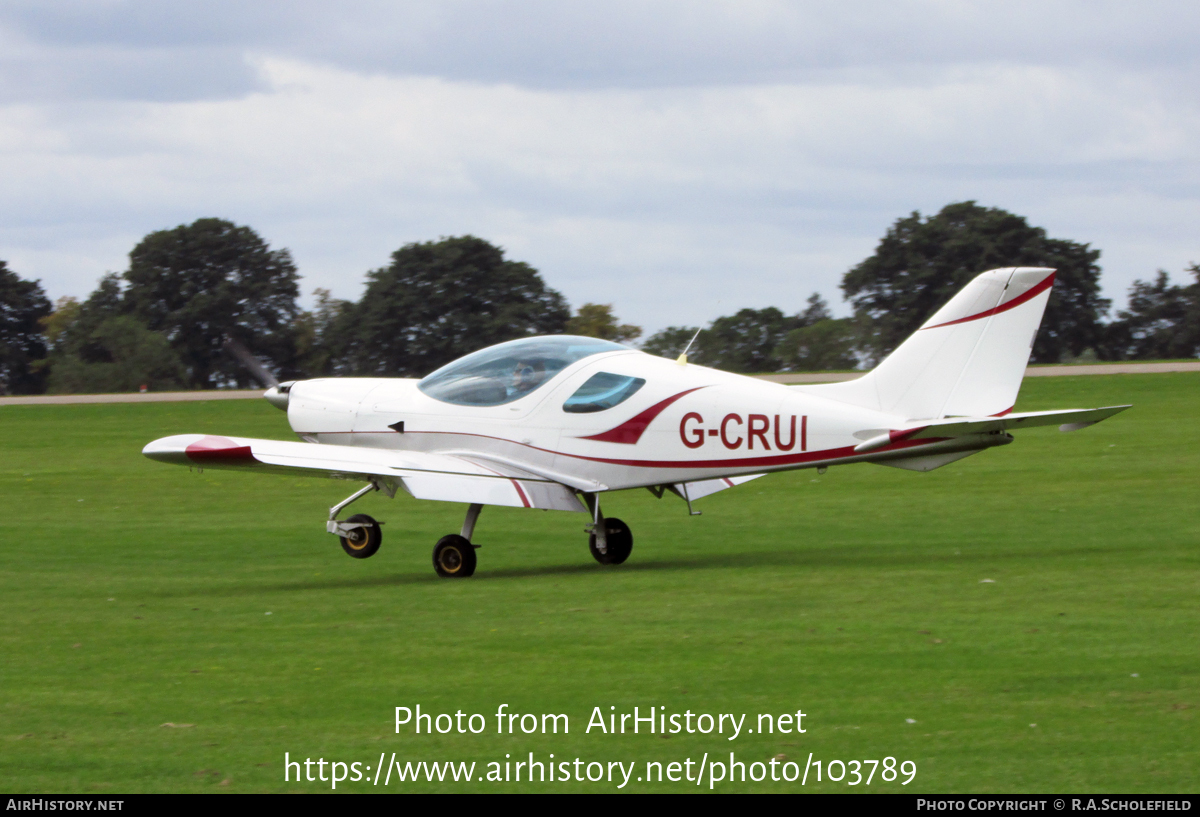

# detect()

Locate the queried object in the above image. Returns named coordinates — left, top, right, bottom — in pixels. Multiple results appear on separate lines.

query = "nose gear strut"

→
left=326, top=479, right=394, bottom=559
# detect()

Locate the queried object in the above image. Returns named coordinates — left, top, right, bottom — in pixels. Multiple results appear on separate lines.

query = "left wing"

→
left=143, top=434, right=584, bottom=511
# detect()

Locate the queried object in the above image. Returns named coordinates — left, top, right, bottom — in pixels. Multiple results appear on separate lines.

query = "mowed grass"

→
left=0, top=374, right=1196, bottom=793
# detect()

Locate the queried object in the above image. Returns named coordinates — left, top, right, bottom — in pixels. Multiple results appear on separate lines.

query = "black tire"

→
left=339, top=513, right=381, bottom=559
left=588, top=517, right=633, bottom=565
left=433, top=534, right=477, bottom=578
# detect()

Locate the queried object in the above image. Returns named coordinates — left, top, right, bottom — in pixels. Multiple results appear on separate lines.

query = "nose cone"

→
left=264, top=381, right=294, bottom=411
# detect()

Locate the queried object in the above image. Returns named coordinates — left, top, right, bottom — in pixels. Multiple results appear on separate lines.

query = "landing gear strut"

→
left=323, top=488, right=636, bottom=574
left=583, top=493, right=633, bottom=565
left=432, top=503, right=482, bottom=578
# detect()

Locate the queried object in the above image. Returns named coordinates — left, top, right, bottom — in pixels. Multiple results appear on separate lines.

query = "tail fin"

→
left=808, top=267, right=1055, bottom=420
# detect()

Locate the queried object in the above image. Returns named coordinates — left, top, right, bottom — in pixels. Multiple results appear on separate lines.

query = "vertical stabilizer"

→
left=803, top=267, right=1055, bottom=420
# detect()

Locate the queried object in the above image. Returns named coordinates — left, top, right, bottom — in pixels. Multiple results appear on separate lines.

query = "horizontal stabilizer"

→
left=906, top=405, right=1131, bottom=438
left=854, top=405, right=1130, bottom=452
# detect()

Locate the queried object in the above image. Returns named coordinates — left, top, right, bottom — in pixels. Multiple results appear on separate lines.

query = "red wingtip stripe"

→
left=185, top=436, right=257, bottom=463
left=922, top=272, right=1056, bottom=331
left=579, top=387, right=707, bottom=445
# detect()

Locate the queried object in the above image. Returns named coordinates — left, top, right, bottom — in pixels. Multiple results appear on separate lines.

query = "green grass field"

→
left=1, top=373, right=1196, bottom=793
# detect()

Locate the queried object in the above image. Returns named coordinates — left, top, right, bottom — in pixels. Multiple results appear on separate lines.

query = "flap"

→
left=676, top=473, right=766, bottom=501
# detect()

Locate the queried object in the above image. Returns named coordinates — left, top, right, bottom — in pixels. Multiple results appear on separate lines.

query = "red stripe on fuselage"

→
left=578, top=387, right=707, bottom=444
left=921, top=272, right=1055, bottom=330
left=298, top=428, right=949, bottom=470
left=557, top=436, right=949, bottom=469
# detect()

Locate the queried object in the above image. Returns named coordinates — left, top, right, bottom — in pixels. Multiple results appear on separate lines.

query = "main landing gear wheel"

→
left=433, top=535, right=477, bottom=578
left=589, top=517, right=633, bottom=565
left=339, top=513, right=382, bottom=559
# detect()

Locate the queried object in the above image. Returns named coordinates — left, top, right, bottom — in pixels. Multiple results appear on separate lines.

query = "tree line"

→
left=1, top=202, right=1197, bottom=395
left=2, top=221, right=642, bottom=394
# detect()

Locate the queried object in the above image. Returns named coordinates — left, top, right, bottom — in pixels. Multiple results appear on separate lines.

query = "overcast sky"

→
left=2, top=1, right=1198, bottom=333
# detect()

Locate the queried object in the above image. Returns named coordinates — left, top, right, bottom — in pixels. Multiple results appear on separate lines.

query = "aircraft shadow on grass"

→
left=174, top=541, right=1128, bottom=597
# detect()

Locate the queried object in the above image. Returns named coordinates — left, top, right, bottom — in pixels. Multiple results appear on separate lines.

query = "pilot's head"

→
left=512, top=360, right=544, bottom=393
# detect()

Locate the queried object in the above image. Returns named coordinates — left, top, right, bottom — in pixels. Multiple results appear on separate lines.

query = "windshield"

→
left=418, top=336, right=627, bottom=406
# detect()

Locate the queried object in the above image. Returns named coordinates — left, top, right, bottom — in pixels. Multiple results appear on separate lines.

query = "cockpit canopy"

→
left=418, top=336, right=628, bottom=407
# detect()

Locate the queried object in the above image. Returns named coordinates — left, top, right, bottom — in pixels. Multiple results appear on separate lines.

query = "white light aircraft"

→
left=144, top=267, right=1128, bottom=577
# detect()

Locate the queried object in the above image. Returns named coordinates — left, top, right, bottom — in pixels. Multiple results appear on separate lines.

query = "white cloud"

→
left=0, top=7, right=1198, bottom=335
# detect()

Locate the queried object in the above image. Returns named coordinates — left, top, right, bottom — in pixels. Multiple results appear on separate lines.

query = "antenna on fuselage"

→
left=675, top=327, right=703, bottom=366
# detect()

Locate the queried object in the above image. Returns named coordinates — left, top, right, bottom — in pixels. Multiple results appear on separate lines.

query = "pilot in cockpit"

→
left=509, top=359, right=546, bottom=398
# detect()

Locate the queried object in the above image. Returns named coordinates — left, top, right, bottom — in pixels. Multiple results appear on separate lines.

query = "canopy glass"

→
left=418, top=336, right=627, bottom=407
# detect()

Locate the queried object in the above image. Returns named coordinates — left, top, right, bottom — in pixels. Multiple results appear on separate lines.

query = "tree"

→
left=641, top=326, right=701, bottom=360
left=797, top=292, right=833, bottom=325
left=0, top=260, right=52, bottom=394
left=122, top=218, right=300, bottom=387
left=49, top=274, right=125, bottom=364
left=842, top=202, right=1109, bottom=364
left=774, top=319, right=860, bottom=371
left=40, top=296, right=82, bottom=353
left=43, top=278, right=186, bottom=393
left=640, top=293, right=843, bottom=372
left=294, top=288, right=353, bottom=377
left=565, top=303, right=642, bottom=344
left=699, top=307, right=798, bottom=372
left=1105, top=266, right=1200, bottom=360
left=340, top=236, right=570, bottom=377
left=47, top=315, right=185, bottom=394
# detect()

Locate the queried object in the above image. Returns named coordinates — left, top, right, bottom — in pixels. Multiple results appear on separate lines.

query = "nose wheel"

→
left=327, top=482, right=390, bottom=559
left=339, top=513, right=381, bottom=558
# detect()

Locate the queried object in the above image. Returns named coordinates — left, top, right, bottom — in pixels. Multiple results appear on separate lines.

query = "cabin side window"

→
left=563, top=373, right=646, bottom=413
